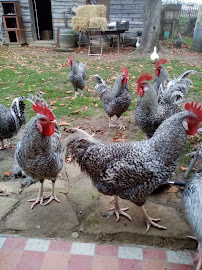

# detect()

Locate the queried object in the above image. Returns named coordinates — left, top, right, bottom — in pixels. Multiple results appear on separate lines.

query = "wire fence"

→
left=162, top=0, right=200, bottom=18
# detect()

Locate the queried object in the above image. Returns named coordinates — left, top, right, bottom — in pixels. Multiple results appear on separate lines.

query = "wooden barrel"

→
left=192, top=25, right=202, bottom=52
left=59, top=29, right=77, bottom=49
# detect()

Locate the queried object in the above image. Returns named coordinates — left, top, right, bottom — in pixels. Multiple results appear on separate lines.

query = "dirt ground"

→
left=0, top=45, right=201, bottom=250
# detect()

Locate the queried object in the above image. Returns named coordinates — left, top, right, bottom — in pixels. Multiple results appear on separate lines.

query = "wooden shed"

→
left=0, top=0, right=145, bottom=46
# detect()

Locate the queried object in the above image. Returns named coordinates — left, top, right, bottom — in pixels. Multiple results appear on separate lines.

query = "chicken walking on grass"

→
left=0, top=97, right=26, bottom=150
left=68, top=56, right=86, bottom=98
left=93, top=67, right=131, bottom=130
left=15, top=102, right=63, bottom=209
left=63, top=101, right=202, bottom=232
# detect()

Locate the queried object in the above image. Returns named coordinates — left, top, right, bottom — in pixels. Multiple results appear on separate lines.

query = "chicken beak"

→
left=51, top=120, right=57, bottom=125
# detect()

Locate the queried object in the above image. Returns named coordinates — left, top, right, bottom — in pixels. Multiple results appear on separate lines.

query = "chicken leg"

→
left=117, top=117, right=125, bottom=130
left=28, top=180, right=46, bottom=209
left=141, top=205, right=167, bottom=232
left=109, top=195, right=132, bottom=221
left=0, top=140, right=5, bottom=150
left=43, top=181, right=61, bottom=206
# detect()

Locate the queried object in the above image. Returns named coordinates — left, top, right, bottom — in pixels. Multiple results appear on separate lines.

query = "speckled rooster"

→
left=68, top=56, right=86, bottom=98
left=15, top=102, right=63, bottom=209
left=93, top=67, right=131, bottom=130
left=134, top=72, right=181, bottom=138
left=183, top=142, right=202, bottom=270
left=0, top=97, right=26, bottom=150
left=63, top=101, right=202, bottom=232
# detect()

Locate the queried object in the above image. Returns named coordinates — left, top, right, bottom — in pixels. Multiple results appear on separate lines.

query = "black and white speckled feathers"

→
left=0, top=97, right=26, bottom=141
left=94, top=74, right=131, bottom=118
left=69, top=60, right=86, bottom=92
left=64, top=110, right=194, bottom=207
left=15, top=114, right=63, bottom=182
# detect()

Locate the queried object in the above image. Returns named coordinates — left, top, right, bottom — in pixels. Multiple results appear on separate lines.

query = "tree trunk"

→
left=139, top=0, right=162, bottom=52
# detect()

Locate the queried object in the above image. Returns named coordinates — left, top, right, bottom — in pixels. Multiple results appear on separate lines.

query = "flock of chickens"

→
left=0, top=54, right=201, bottom=268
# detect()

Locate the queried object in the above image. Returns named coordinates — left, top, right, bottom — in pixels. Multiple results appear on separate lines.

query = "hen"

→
left=183, top=143, right=202, bottom=270
left=63, top=101, right=202, bottom=232
left=134, top=73, right=181, bottom=138
left=15, top=102, right=63, bottom=209
left=68, top=56, right=86, bottom=98
left=0, top=97, right=26, bottom=150
left=152, top=58, right=169, bottom=94
left=150, top=47, right=159, bottom=62
left=175, top=33, right=183, bottom=49
left=93, top=67, right=131, bottom=130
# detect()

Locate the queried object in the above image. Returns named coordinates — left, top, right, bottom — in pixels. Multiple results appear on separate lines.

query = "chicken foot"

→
left=28, top=180, right=45, bottom=209
left=43, top=181, right=61, bottom=206
left=117, top=117, right=125, bottom=130
left=109, top=195, right=132, bottom=221
left=141, top=206, right=167, bottom=232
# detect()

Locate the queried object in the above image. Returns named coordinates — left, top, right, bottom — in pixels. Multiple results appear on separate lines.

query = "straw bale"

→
left=89, top=17, right=107, bottom=31
left=76, top=5, right=106, bottom=18
left=72, top=17, right=89, bottom=32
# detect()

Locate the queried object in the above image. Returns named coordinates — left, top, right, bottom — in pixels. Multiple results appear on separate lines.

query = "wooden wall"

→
left=0, top=0, right=144, bottom=44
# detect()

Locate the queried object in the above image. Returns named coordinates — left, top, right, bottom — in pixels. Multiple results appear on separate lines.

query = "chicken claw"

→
left=141, top=206, right=167, bottom=232
left=43, top=194, right=61, bottom=206
left=28, top=196, right=46, bottom=209
left=145, top=217, right=167, bottom=233
left=110, top=206, right=132, bottom=221
left=109, top=195, right=132, bottom=221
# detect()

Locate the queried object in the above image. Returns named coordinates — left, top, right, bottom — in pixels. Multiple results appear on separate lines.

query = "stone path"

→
left=0, top=235, right=196, bottom=270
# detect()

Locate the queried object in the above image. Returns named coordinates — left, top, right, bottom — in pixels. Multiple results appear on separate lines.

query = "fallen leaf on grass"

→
left=72, top=110, right=80, bottom=114
left=111, top=137, right=127, bottom=142
left=58, top=121, right=70, bottom=126
left=180, top=166, right=188, bottom=171
left=4, top=171, right=13, bottom=176
left=5, top=97, right=12, bottom=100
left=65, top=91, right=73, bottom=94
left=49, top=101, right=57, bottom=106
left=59, top=103, right=65, bottom=106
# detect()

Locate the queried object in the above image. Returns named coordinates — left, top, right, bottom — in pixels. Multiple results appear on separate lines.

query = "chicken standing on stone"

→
left=63, top=101, right=202, bottom=232
left=183, top=143, right=202, bottom=270
left=175, top=33, right=183, bottom=49
left=93, top=67, right=131, bottom=130
left=0, top=97, right=26, bottom=150
left=134, top=73, right=181, bottom=138
left=15, top=102, right=63, bottom=209
left=68, top=56, right=86, bottom=98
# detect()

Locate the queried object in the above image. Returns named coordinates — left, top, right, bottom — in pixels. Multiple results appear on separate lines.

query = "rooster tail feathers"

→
left=176, top=70, right=197, bottom=82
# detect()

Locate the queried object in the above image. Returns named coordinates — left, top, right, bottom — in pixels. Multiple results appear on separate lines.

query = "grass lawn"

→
left=0, top=45, right=201, bottom=171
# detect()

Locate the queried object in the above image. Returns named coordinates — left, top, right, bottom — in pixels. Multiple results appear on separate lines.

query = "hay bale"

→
left=72, top=17, right=89, bottom=32
left=89, top=17, right=107, bottom=31
left=76, top=5, right=106, bottom=18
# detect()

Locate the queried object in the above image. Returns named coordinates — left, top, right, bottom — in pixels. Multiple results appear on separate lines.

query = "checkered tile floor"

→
left=0, top=235, right=196, bottom=270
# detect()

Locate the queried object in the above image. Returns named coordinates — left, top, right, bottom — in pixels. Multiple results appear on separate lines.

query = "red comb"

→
left=69, top=56, right=74, bottom=61
left=155, top=58, right=167, bottom=68
left=136, top=72, right=153, bottom=85
left=121, top=66, right=129, bottom=77
left=185, top=101, right=202, bottom=121
left=32, top=102, right=55, bottom=121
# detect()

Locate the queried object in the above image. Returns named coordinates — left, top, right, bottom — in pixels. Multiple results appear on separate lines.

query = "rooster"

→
left=15, top=102, right=63, bottom=209
left=68, top=56, right=86, bottom=98
left=183, top=143, right=202, bottom=270
left=63, top=101, right=202, bottom=232
left=93, top=67, right=131, bottom=130
left=134, top=73, right=181, bottom=138
left=175, top=33, right=183, bottom=49
left=158, top=70, right=196, bottom=105
left=152, top=58, right=169, bottom=94
left=0, top=97, right=26, bottom=150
